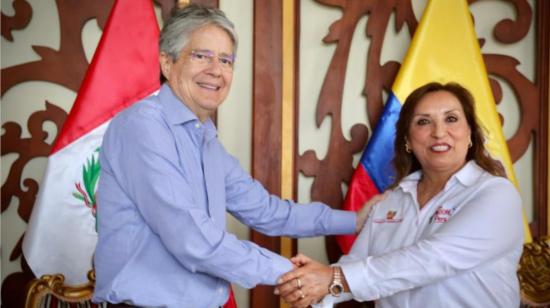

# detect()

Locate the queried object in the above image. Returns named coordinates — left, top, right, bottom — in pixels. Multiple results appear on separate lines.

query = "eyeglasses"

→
left=188, top=49, right=235, bottom=70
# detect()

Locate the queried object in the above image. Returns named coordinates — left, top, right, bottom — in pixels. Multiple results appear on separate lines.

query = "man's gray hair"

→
left=159, top=4, right=238, bottom=61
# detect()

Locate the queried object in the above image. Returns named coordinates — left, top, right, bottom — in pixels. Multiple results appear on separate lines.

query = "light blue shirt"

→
left=92, top=84, right=356, bottom=308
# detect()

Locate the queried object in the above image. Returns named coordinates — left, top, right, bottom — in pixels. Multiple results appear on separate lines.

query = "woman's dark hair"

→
left=390, top=82, right=505, bottom=188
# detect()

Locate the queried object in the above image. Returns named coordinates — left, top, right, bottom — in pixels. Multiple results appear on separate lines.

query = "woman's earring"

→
left=405, top=143, right=412, bottom=153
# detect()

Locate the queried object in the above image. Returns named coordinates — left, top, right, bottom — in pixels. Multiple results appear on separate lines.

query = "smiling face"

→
left=160, top=25, right=234, bottom=122
left=406, top=90, right=472, bottom=177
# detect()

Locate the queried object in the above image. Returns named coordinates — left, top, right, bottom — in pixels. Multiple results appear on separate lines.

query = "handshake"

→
left=273, top=193, right=386, bottom=307
left=274, top=254, right=349, bottom=308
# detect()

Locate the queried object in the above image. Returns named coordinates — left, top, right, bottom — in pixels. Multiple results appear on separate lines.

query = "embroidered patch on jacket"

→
left=429, top=206, right=455, bottom=223
left=373, top=210, right=403, bottom=223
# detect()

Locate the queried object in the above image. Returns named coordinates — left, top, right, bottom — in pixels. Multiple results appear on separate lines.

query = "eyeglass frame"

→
left=187, top=49, right=236, bottom=70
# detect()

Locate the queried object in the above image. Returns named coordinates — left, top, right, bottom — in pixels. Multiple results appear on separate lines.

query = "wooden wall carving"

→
left=2, top=0, right=548, bottom=307
left=296, top=0, right=548, bottom=271
left=0, top=1, right=178, bottom=306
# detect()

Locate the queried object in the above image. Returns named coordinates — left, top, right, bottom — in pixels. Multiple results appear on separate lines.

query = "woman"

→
left=276, top=82, right=524, bottom=307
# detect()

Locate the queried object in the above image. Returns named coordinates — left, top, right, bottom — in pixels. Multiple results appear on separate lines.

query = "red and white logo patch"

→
left=373, top=210, right=403, bottom=223
left=430, top=206, right=455, bottom=223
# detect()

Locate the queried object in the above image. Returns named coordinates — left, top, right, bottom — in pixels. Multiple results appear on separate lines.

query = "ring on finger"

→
left=296, top=278, right=302, bottom=289
left=299, top=289, right=305, bottom=299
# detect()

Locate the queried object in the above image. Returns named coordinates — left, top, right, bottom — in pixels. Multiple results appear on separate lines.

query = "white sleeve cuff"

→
left=340, top=258, right=379, bottom=301
left=312, top=292, right=353, bottom=308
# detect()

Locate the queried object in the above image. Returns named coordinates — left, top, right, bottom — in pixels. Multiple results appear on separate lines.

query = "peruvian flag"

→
left=22, top=1, right=239, bottom=306
left=22, top=0, right=160, bottom=284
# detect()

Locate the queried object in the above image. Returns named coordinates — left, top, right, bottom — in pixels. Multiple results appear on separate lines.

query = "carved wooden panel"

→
left=2, top=0, right=548, bottom=308
left=0, top=1, right=177, bottom=306
left=296, top=0, right=548, bottom=265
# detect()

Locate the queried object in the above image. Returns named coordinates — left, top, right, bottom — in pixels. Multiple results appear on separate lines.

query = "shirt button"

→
left=218, top=287, right=223, bottom=294
left=195, top=122, right=201, bottom=128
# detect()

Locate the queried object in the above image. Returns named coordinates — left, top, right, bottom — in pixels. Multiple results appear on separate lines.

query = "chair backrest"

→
left=25, top=270, right=98, bottom=308
left=518, top=236, right=550, bottom=307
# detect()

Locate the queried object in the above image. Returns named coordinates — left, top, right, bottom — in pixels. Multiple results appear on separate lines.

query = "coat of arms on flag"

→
left=22, top=0, right=161, bottom=285
left=72, top=148, right=100, bottom=221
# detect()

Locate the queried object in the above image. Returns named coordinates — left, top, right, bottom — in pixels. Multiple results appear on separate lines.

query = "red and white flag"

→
left=22, top=2, right=239, bottom=306
left=22, top=0, right=160, bottom=284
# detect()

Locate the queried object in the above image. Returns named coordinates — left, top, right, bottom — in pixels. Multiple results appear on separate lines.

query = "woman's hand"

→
left=356, top=191, right=389, bottom=233
left=275, top=254, right=332, bottom=307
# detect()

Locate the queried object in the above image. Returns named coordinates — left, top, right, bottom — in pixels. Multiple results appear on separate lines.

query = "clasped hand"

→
left=274, top=254, right=332, bottom=308
left=275, top=193, right=387, bottom=307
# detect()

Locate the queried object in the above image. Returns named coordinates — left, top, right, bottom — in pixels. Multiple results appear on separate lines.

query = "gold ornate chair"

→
left=518, top=236, right=550, bottom=307
left=25, top=269, right=104, bottom=308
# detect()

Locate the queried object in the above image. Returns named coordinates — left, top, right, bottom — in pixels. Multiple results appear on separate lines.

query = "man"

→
left=92, top=5, right=369, bottom=307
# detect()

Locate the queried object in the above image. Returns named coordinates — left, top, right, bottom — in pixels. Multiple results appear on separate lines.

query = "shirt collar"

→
left=157, top=83, right=217, bottom=141
left=398, top=170, right=421, bottom=194
left=201, top=118, right=217, bottom=142
left=453, top=160, right=484, bottom=187
left=398, top=160, right=483, bottom=193
left=158, top=83, right=197, bottom=125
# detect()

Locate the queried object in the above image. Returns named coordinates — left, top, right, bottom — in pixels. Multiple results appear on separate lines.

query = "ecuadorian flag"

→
left=337, top=0, right=532, bottom=253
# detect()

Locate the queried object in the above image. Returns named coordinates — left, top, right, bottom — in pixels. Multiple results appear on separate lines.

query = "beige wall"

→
left=218, top=2, right=253, bottom=307
left=0, top=1, right=537, bottom=307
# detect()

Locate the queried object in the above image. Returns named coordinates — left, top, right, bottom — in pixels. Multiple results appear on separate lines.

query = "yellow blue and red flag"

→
left=337, top=0, right=531, bottom=253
